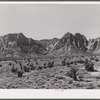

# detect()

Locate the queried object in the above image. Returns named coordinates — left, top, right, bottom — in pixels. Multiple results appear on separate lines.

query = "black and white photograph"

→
left=0, top=2, right=100, bottom=92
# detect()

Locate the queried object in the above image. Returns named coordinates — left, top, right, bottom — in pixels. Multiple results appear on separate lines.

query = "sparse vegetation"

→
left=0, top=55, right=99, bottom=89
left=17, top=70, right=23, bottom=77
left=66, top=66, right=78, bottom=81
left=47, top=61, right=54, bottom=68
left=61, top=59, right=66, bottom=66
left=11, top=64, right=17, bottom=73
left=84, top=59, right=94, bottom=72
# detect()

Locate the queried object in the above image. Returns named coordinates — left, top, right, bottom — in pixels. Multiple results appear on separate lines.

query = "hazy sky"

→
left=0, top=4, right=100, bottom=40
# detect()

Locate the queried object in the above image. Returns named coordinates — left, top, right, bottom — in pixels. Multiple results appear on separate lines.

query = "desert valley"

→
left=0, top=32, right=99, bottom=89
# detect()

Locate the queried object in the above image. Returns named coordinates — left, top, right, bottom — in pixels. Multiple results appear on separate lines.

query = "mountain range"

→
left=0, top=32, right=100, bottom=58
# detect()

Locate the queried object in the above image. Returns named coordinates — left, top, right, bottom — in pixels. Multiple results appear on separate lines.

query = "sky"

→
left=0, top=3, right=100, bottom=40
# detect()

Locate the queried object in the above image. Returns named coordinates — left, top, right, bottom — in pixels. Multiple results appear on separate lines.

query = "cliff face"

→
left=48, top=32, right=89, bottom=56
left=0, top=32, right=100, bottom=57
left=75, top=33, right=88, bottom=50
left=87, top=38, right=100, bottom=54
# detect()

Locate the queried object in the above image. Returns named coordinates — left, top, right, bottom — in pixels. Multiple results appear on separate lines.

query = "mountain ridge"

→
left=0, top=32, right=100, bottom=58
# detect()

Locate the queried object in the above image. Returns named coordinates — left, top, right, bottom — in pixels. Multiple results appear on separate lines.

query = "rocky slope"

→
left=48, top=32, right=89, bottom=56
left=87, top=38, right=100, bottom=53
left=40, top=38, right=59, bottom=52
left=0, top=33, right=46, bottom=58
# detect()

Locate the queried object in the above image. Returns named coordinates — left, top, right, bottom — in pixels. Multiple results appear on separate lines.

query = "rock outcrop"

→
left=0, top=33, right=46, bottom=58
left=48, top=32, right=89, bottom=56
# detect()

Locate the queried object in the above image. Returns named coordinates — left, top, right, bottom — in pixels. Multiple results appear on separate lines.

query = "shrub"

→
left=97, top=84, right=100, bottom=87
left=11, top=65, right=17, bottom=73
left=23, top=66, right=30, bottom=72
left=37, top=66, right=42, bottom=70
left=84, top=59, right=94, bottom=72
left=86, top=63, right=94, bottom=72
left=48, top=61, right=54, bottom=68
left=61, top=60, right=66, bottom=66
left=0, top=64, right=2, bottom=67
left=70, top=61, right=74, bottom=64
left=44, top=63, right=47, bottom=68
left=87, top=84, right=95, bottom=89
left=9, top=62, right=12, bottom=66
left=84, top=59, right=89, bottom=67
left=35, top=62, right=39, bottom=65
left=90, top=56, right=95, bottom=60
left=95, top=59, right=99, bottom=62
left=79, top=59, right=84, bottom=63
left=17, top=70, right=23, bottom=77
left=30, top=66, right=34, bottom=70
left=74, top=61, right=77, bottom=65
left=30, top=63, right=34, bottom=70
left=66, top=61, right=70, bottom=67
left=66, top=66, right=78, bottom=81
left=11, top=68, right=17, bottom=73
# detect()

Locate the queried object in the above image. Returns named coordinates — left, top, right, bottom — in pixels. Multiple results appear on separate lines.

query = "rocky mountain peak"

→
left=48, top=32, right=89, bottom=56
left=53, top=32, right=75, bottom=50
left=62, top=32, right=74, bottom=41
left=74, top=33, right=88, bottom=50
left=0, top=32, right=47, bottom=57
left=63, top=32, right=73, bottom=37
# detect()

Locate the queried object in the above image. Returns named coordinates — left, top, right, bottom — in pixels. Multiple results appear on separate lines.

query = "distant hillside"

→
left=0, top=33, right=46, bottom=58
left=0, top=32, right=100, bottom=58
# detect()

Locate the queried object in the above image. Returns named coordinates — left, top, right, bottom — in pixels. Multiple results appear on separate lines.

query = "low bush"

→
left=66, top=66, right=78, bottom=81
left=61, top=60, right=66, bottom=66
left=84, top=59, right=94, bottom=72
left=30, top=63, right=34, bottom=70
left=47, top=61, right=54, bottom=68
left=17, top=70, right=23, bottom=77
left=95, top=59, right=99, bottom=62
left=23, top=66, right=30, bottom=72
left=11, top=65, right=17, bottom=73
left=37, top=66, right=43, bottom=70
left=0, top=64, right=2, bottom=67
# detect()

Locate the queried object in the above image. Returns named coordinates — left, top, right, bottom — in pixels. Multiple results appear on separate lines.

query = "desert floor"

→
left=0, top=56, right=100, bottom=89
